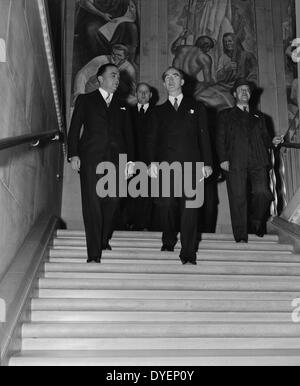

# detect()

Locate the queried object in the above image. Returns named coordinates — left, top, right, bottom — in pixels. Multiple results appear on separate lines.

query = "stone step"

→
left=56, top=230, right=280, bottom=242
left=48, top=254, right=300, bottom=265
left=30, top=298, right=296, bottom=312
left=51, top=240, right=293, bottom=252
left=42, top=262, right=300, bottom=277
left=21, top=322, right=300, bottom=339
left=35, top=289, right=300, bottom=300
left=53, top=238, right=279, bottom=247
left=49, top=249, right=293, bottom=260
left=21, top=337, right=300, bottom=351
left=37, top=277, right=300, bottom=292
left=30, top=311, right=293, bottom=323
left=9, top=349, right=300, bottom=366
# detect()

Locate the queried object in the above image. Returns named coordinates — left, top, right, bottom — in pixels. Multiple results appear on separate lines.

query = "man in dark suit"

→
left=68, top=63, right=135, bottom=263
left=216, top=78, right=284, bottom=243
left=147, top=67, right=213, bottom=265
left=125, top=82, right=155, bottom=230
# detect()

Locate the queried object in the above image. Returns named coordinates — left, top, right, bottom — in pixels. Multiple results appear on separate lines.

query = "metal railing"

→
left=272, top=109, right=300, bottom=215
left=0, top=130, right=65, bottom=152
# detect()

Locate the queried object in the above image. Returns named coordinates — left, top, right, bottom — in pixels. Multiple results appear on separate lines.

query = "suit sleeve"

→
left=197, top=103, right=213, bottom=167
left=260, top=113, right=273, bottom=149
left=145, top=107, right=159, bottom=165
left=216, top=110, right=229, bottom=164
left=67, top=95, right=85, bottom=159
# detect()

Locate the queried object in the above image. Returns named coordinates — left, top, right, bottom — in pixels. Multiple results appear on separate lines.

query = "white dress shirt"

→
left=169, top=94, right=184, bottom=108
left=99, top=88, right=113, bottom=105
left=137, top=103, right=150, bottom=113
left=237, top=104, right=249, bottom=113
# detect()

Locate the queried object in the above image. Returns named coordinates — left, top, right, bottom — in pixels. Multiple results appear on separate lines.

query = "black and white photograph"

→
left=0, top=0, right=300, bottom=369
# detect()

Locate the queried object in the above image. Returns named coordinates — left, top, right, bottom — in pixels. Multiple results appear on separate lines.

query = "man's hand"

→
left=125, top=162, right=135, bottom=180
left=148, top=163, right=158, bottom=179
left=203, top=166, right=213, bottom=179
left=273, top=135, right=285, bottom=148
left=220, top=161, right=230, bottom=172
left=71, top=156, right=81, bottom=172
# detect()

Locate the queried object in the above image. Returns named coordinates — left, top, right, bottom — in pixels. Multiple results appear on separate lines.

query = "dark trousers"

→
left=160, top=197, right=199, bottom=261
left=80, top=161, right=120, bottom=259
left=226, top=167, right=273, bottom=241
left=125, top=196, right=153, bottom=230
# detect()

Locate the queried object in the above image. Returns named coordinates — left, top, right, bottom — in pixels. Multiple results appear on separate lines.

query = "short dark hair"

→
left=162, top=67, right=184, bottom=82
left=195, top=35, right=215, bottom=49
left=136, top=82, right=152, bottom=93
left=96, top=63, right=118, bottom=78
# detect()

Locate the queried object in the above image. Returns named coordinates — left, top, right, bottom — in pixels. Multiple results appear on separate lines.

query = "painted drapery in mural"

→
left=168, top=0, right=258, bottom=111
left=283, top=0, right=298, bottom=138
left=72, top=0, right=140, bottom=105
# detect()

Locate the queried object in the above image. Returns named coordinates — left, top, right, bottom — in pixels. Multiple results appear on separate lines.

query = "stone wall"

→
left=0, top=0, right=63, bottom=279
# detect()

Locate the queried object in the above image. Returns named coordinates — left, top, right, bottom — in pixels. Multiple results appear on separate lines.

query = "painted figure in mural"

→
left=216, top=32, right=257, bottom=85
left=76, top=0, right=139, bottom=65
left=170, top=0, right=258, bottom=111
left=216, top=78, right=284, bottom=243
left=171, top=31, right=215, bottom=93
left=73, top=44, right=137, bottom=105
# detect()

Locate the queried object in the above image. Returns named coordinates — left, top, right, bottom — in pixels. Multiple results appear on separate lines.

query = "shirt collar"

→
left=138, top=103, right=149, bottom=112
left=99, top=87, right=113, bottom=101
left=237, top=104, right=249, bottom=113
left=169, top=94, right=184, bottom=106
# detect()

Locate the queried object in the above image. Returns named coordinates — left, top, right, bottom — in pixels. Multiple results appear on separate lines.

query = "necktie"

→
left=106, top=94, right=111, bottom=107
left=173, top=98, right=179, bottom=111
left=140, top=106, right=145, bottom=115
left=243, top=106, right=248, bottom=113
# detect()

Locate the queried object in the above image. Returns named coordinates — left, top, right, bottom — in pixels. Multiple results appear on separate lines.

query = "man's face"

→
left=163, top=69, right=184, bottom=94
left=224, top=35, right=235, bottom=51
left=98, top=66, right=120, bottom=94
left=235, top=85, right=251, bottom=104
left=137, top=85, right=152, bottom=105
left=111, top=49, right=126, bottom=66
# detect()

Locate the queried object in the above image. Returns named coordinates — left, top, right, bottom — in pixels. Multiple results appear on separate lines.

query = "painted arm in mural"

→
left=171, top=30, right=189, bottom=55
left=79, top=0, right=113, bottom=22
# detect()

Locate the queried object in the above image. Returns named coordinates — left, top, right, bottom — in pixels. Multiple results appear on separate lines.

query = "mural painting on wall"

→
left=168, top=0, right=258, bottom=111
left=283, top=0, right=298, bottom=138
left=72, top=0, right=140, bottom=106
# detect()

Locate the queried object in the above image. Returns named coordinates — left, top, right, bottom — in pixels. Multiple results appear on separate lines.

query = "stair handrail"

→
left=0, top=130, right=64, bottom=152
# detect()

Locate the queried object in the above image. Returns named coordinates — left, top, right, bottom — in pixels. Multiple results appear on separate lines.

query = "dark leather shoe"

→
left=87, top=257, right=101, bottom=263
left=181, top=259, right=188, bottom=265
left=188, top=260, right=197, bottom=266
left=161, top=246, right=174, bottom=252
left=103, top=244, right=112, bottom=251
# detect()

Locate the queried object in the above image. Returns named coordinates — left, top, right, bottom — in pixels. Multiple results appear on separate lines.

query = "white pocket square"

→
left=120, top=107, right=126, bottom=111
left=189, top=109, right=195, bottom=114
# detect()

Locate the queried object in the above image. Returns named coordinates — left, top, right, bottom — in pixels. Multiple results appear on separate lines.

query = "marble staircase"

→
left=8, top=230, right=300, bottom=366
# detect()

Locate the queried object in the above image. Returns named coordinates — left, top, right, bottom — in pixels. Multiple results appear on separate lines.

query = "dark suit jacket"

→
left=68, top=90, right=134, bottom=164
left=130, top=105, right=154, bottom=164
left=216, top=106, right=273, bottom=170
left=147, top=97, right=213, bottom=166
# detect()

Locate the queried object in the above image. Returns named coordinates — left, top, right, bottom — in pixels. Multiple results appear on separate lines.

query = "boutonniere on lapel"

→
left=188, top=109, right=195, bottom=115
left=120, top=107, right=127, bottom=111
left=254, top=114, right=259, bottom=118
